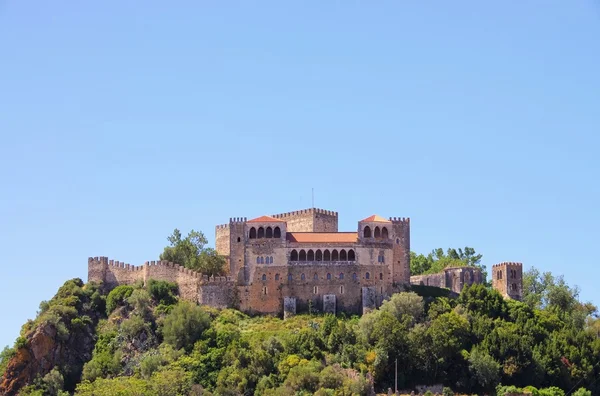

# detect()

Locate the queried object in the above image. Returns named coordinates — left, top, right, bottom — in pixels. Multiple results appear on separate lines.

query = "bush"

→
left=443, top=387, right=454, bottom=396
left=572, top=388, right=591, bottom=396
left=106, top=285, right=134, bottom=315
left=0, top=346, right=15, bottom=376
left=162, top=301, right=211, bottom=351
left=147, top=279, right=178, bottom=306
left=539, top=387, right=565, bottom=396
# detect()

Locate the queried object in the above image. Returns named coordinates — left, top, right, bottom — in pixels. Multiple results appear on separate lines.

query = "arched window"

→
left=396, top=238, right=400, bottom=244
left=301, top=273, right=306, bottom=281
left=316, top=250, right=323, bottom=261
left=379, top=273, right=383, bottom=280
left=237, top=237, right=241, bottom=242
left=382, top=227, right=389, bottom=239
left=365, top=272, right=370, bottom=280
left=299, top=250, right=307, bottom=261
left=274, top=226, right=281, bottom=238
left=256, top=257, right=260, bottom=264
left=497, top=270, right=503, bottom=280
left=323, top=250, right=330, bottom=261
left=270, top=256, right=274, bottom=264
left=258, top=227, right=265, bottom=238
left=266, top=227, right=273, bottom=238
left=512, top=283, right=517, bottom=291
left=339, top=273, right=344, bottom=280
left=262, top=274, right=267, bottom=281
left=307, top=250, right=315, bottom=261
left=348, top=250, right=355, bottom=261
left=249, top=227, right=257, bottom=239
left=364, top=226, right=372, bottom=238
left=340, top=249, right=347, bottom=261
left=275, top=273, right=280, bottom=281
left=352, top=273, right=358, bottom=281
left=288, top=273, right=293, bottom=281
left=331, top=250, right=339, bottom=261
left=374, top=226, right=381, bottom=238
left=291, top=250, right=298, bottom=261
left=313, top=273, right=318, bottom=280
left=260, top=257, right=264, bottom=264
left=326, top=273, right=331, bottom=280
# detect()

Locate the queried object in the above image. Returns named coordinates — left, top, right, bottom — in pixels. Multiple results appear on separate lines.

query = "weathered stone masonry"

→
left=88, top=207, right=524, bottom=315
left=87, top=257, right=236, bottom=308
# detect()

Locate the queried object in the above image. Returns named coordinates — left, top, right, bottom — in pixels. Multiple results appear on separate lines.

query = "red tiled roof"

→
left=360, top=215, right=391, bottom=223
left=287, top=232, right=358, bottom=243
left=247, top=215, right=285, bottom=223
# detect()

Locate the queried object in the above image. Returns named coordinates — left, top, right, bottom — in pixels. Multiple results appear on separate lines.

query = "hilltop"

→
left=1, top=270, right=598, bottom=395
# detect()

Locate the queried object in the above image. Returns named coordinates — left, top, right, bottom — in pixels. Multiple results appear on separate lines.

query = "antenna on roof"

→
left=312, top=188, right=314, bottom=208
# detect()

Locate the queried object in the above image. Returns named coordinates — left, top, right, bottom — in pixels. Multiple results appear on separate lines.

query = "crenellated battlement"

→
left=389, top=217, right=410, bottom=224
left=272, top=208, right=338, bottom=219
left=229, top=217, right=247, bottom=223
left=492, top=262, right=522, bottom=268
left=88, top=257, right=233, bottom=285
left=216, top=224, right=229, bottom=230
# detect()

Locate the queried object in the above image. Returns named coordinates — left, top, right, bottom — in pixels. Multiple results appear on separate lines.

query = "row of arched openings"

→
left=363, top=226, right=389, bottom=239
left=256, top=256, right=273, bottom=264
left=260, top=272, right=384, bottom=282
left=249, top=226, right=281, bottom=239
left=290, top=249, right=355, bottom=261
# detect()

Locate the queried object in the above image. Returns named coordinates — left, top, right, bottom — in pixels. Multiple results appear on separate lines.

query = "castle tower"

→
left=390, top=217, right=411, bottom=287
left=245, top=215, right=287, bottom=285
left=228, top=218, right=247, bottom=283
left=492, top=262, right=523, bottom=300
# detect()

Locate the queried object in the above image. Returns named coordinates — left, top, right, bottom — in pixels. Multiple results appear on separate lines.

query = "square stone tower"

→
left=492, top=262, right=523, bottom=300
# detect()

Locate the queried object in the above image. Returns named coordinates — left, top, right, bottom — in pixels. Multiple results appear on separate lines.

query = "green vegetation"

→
left=160, top=229, right=226, bottom=276
left=411, top=247, right=487, bottom=280
left=2, top=260, right=599, bottom=395
left=105, top=285, right=134, bottom=315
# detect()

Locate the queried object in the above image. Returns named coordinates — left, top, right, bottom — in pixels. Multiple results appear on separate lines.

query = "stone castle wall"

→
left=88, top=257, right=235, bottom=307
left=239, top=262, right=391, bottom=315
left=272, top=208, right=338, bottom=232
left=410, top=266, right=483, bottom=294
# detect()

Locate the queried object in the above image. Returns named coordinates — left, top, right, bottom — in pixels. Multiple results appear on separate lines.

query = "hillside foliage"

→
left=410, top=247, right=487, bottom=281
left=1, top=272, right=598, bottom=396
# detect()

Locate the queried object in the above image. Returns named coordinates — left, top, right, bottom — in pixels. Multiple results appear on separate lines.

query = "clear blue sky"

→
left=1, top=1, right=599, bottom=349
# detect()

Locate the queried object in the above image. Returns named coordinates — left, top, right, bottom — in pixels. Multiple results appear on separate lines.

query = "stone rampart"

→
left=410, top=266, right=483, bottom=294
left=88, top=257, right=235, bottom=306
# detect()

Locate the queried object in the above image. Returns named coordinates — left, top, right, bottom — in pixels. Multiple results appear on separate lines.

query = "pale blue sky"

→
left=1, top=1, right=599, bottom=348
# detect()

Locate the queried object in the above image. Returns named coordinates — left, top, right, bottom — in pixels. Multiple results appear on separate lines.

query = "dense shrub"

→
left=105, top=285, right=134, bottom=315
left=161, top=301, right=211, bottom=351
left=147, top=279, right=178, bottom=306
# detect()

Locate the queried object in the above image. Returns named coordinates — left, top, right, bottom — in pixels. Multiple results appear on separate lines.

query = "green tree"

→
left=160, top=229, right=226, bottom=276
left=162, top=301, right=211, bottom=351
left=468, top=347, right=501, bottom=391
left=410, top=247, right=486, bottom=280
left=106, top=285, right=134, bottom=315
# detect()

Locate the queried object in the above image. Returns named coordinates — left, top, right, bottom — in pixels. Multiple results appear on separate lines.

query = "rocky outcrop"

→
left=0, top=320, right=96, bottom=395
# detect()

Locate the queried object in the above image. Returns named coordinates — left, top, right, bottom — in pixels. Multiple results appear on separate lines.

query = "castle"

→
left=88, top=208, right=523, bottom=316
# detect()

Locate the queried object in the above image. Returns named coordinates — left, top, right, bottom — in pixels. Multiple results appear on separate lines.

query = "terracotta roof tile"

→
left=360, top=215, right=391, bottom=223
left=247, top=215, right=285, bottom=223
left=287, top=232, right=358, bottom=243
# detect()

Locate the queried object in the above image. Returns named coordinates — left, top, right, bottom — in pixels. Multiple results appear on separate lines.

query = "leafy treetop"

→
left=159, top=229, right=226, bottom=277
